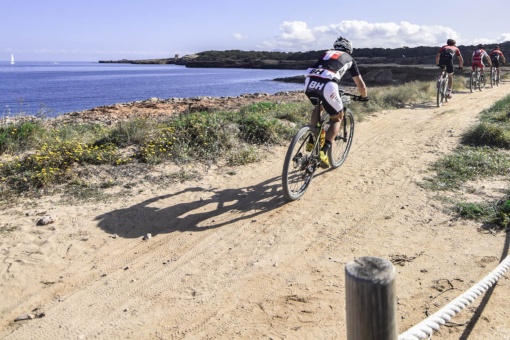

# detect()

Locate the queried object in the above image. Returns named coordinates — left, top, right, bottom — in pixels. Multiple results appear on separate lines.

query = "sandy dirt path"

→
left=1, top=82, right=509, bottom=339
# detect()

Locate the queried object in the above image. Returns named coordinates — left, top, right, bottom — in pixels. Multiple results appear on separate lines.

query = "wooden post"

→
left=345, top=256, right=397, bottom=340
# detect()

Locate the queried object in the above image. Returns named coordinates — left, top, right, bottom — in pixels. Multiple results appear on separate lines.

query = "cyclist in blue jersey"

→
left=304, top=36, right=368, bottom=168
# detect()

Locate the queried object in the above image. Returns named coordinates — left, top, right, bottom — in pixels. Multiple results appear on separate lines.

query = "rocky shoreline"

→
left=50, top=91, right=308, bottom=125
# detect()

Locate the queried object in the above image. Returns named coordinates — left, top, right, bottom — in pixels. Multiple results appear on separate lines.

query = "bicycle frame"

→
left=306, top=106, right=347, bottom=167
left=281, top=90, right=357, bottom=201
left=470, top=67, right=486, bottom=92
left=308, top=90, right=354, bottom=148
left=490, top=65, right=500, bottom=87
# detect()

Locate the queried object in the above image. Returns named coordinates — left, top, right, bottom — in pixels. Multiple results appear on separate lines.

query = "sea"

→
left=0, top=61, right=305, bottom=118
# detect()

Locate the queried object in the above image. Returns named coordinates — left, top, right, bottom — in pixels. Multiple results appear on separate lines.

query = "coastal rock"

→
left=274, top=64, right=439, bottom=85
left=53, top=91, right=306, bottom=125
left=358, top=64, right=438, bottom=84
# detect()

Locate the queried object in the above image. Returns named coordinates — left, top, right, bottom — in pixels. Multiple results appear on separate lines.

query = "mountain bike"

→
left=490, top=65, right=500, bottom=87
left=470, top=67, right=486, bottom=92
left=281, top=90, right=363, bottom=201
left=436, top=67, right=449, bottom=107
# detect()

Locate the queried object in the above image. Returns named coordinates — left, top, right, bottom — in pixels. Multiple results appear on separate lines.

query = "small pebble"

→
left=37, top=216, right=56, bottom=226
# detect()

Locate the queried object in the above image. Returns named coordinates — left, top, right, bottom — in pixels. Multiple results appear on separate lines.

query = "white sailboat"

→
left=10, top=54, right=15, bottom=65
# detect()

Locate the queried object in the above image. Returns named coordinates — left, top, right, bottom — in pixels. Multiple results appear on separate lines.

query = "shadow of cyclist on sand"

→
left=95, top=176, right=286, bottom=238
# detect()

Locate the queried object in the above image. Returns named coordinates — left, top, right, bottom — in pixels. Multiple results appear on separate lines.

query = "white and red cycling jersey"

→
left=471, top=48, right=489, bottom=70
left=305, top=50, right=361, bottom=82
left=304, top=50, right=361, bottom=115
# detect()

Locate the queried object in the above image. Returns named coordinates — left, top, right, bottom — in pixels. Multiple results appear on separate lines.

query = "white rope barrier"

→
left=398, top=254, right=510, bottom=340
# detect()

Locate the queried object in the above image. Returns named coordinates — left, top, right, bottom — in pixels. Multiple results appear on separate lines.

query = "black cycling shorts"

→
left=439, top=60, right=454, bottom=74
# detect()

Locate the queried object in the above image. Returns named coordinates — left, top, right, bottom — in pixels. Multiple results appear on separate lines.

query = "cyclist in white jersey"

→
left=304, top=36, right=368, bottom=168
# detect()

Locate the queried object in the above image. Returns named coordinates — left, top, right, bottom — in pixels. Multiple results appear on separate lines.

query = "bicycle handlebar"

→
left=339, top=90, right=369, bottom=102
left=354, top=95, right=369, bottom=102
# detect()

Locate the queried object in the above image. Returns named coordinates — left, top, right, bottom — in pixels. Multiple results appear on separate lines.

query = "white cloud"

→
left=470, top=33, right=510, bottom=48
left=278, top=21, right=316, bottom=43
left=233, top=33, right=247, bottom=40
left=261, top=20, right=463, bottom=51
left=497, top=33, right=510, bottom=43
left=473, top=38, right=495, bottom=45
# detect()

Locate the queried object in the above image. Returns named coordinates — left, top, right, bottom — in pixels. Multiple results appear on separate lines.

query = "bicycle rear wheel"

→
left=470, top=72, right=475, bottom=93
left=441, top=79, right=448, bottom=104
left=329, top=109, right=354, bottom=169
left=490, top=67, right=495, bottom=88
left=282, top=126, right=317, bottom=201
left=479, top=72, right=486, bottom=91
left=436, top=79, right=442, bottom=107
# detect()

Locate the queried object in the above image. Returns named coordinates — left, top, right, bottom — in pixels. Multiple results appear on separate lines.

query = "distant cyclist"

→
left=490, top=45, right=506, bottom=80
left=471, top=44, right=492, bottom=75
left=304, top=36, right=368, bottom=168
left=436, top=38, right=464, bottom=99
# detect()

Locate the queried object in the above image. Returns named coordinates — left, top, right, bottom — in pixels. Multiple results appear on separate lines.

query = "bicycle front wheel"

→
left=282, top=126, right=317, bottom=201
left=329, top=109, right=354, bottom=169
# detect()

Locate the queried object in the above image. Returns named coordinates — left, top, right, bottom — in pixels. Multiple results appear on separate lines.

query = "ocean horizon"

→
left=1, top=61, right=305, bottom=118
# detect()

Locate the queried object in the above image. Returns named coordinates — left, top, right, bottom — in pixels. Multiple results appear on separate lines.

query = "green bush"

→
left=238, top=113, right=287, bottom=144
left=0, top=139, right=127, bottom=192
left=462, top=123, right=510, bottom=148
left=423, top=146, right=510, bottom=190
left=480, top=94, right=510, bottom=123
left=455, top=202, right=494, bottom=220
left=273, top=102, right=311, bottom=124
left=462, top=95, right=510, bottom=148
left=96, top=119, right=152, bottom=147
left=227, top=145, right=259, bottom=166
left=139, top=111, right=232, bottom=163
left=495, top=199, right=510, bottom=229
left=51, top=123, right=108, bottom=145
left=0, top=121, right=45, bottom=154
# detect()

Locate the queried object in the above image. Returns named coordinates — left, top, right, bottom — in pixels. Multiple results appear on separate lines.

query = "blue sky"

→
left=3, top=0, right=510, bottom=62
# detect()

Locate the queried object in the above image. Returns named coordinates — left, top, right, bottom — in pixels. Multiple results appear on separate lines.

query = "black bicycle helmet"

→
left=333, top=36, right=353, bottom=54
left=447, top=39, right=456, bottom=46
